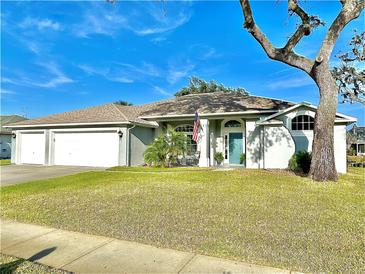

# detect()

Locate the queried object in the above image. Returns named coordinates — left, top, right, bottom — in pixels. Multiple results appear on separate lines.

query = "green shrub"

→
left=289, top=150, right=311, bottom=174
left=240, top=153, right=246, bottom=165
left=289, top=154, right=298, bottom=171
left=347, top=147, right=356, bottom=156
left=214, top=152, right=224, bottom=165
left=144, top=129, right=187, bottom=167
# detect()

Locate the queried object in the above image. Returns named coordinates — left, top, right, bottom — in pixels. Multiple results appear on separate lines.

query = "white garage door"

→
left=54, top=131, right=119, bottom=167
left=20, top=132, right=45, bottom=164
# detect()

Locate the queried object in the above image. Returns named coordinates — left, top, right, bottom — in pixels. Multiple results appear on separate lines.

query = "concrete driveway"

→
left=1, top=165, right=103, bottom=186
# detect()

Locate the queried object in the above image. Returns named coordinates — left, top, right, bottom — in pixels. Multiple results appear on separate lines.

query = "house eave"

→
left=5, top=120, right=159, bottom=129
left=258, top=103, right=357, bottom=125
left=139, top=110, right=278, bottom=120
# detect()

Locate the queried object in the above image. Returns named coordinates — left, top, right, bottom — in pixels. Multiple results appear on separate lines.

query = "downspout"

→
left=126, top=123, right=136, bottom=166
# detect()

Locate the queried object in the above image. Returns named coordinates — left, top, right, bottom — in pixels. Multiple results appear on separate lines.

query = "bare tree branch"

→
left=284, top=0, right=324, bottom=53
left=317, top=0, right=364, bottom=65
left=239, top=0, right=314, bottom=74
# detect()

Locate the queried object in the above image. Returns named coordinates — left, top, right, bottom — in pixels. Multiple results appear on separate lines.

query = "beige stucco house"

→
left=6, top=92, right=355, bottom=173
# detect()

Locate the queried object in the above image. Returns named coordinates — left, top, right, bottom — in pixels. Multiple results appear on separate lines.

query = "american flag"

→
left=192, top=111, right=200, bottom=142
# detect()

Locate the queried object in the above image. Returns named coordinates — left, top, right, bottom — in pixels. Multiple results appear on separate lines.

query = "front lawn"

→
left=0, top=159, right=11, bottom=166
left=1, top=168, right=364, bottom=272
left=107, top=166, right=212, bottom=172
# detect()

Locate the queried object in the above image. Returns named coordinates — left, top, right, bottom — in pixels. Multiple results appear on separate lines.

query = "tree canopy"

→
left=114, top=100, right=133, bottom=106
left=174, top=76, right=249, bottom=97
left=332, top=31, right=364, bottom=104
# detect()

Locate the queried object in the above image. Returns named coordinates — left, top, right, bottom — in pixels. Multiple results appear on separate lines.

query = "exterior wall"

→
left=11, top=133, right=16, bottom=163
left=245, top=120, right=263, bottom=168
left=334, top=125, right=347, bottom=173
left=263, top=125, right=295, bottom=169
left=129, top=126, right=155, bottom=166
left=198, top=119, right=210, bottom=167
left=118, top=127, right=128, bottom=166
left=209, top=120, right=216, bottom=166
left=276, top=107, right=348, bottom=173
left=278, top=106, right=315, bottom=153
left=0, top=134, right=12, bottom=159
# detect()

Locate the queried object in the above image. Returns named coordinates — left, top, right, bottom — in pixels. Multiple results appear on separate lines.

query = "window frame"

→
left=224, top=120, right=242, bottom=128
left=291, top=115, right=314, bottom=131
left=175, top=124, right=197, bottom=156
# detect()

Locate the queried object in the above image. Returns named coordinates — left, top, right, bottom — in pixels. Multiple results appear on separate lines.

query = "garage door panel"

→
left=20, top=133, right=45, bottom=164
left=54, top=131, right=119, bottom=167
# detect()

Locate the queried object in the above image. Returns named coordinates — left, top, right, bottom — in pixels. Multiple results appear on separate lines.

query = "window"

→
left=359, top=144, right=365, bottom=154
left=224, top=120, right=241, bottom=128
left=292, top=115, right=314, bottom=130
left=175, top=125, right=197, bottom=155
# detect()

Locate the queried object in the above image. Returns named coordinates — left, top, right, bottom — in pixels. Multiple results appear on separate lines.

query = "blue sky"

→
left=1, top=1, right=364, bottom=125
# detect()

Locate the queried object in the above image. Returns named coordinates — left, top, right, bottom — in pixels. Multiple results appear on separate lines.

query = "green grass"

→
left=0, top=254, right=68, bottom=274
left=348, top=155, right=365, bottom=163
left=107, top=166, right=213, bottom=172
left=0, top=159, right=11, bottom=166
left=1, top=168, right=364, bottom=272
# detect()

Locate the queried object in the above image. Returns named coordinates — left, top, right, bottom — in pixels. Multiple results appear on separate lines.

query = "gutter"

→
left=139, top=110, right=277, bottom=120
left=4, top=120, right=159, bottom=129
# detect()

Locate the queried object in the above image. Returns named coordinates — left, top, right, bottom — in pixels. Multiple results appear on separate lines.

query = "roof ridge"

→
left=111, top=103, right=129, bottom=121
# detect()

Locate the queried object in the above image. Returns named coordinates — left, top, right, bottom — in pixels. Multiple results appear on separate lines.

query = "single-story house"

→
left=348, top=125, right=365, bottom=155
left=0, top=115, right=28, bottom=159
left=6, top=92, right=356, bottom=173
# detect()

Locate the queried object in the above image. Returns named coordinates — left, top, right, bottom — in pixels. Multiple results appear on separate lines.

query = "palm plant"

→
left=144, top=129, right=188, bottom=167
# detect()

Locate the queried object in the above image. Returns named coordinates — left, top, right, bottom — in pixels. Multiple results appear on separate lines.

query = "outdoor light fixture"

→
left=11, top=133, right=16, bottom=139
left=118, top=130, right=123, bottom=138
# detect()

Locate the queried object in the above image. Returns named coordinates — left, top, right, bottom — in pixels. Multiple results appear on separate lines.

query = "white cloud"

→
left=153, top=86, right=172, bottom=96
left=78, top=62, right=160, bottom=84
left=189, top=44, right=219, bottom=60
left=0, top=88, right=16, bottom=94
left=20, top=17, right=61, bottom=31
left=73, top=2, right=192, bottom=38
left=131, top=12, right=191, bottom=36
left=267, top=75, right=314, bottom=90
left=167, top=62, right=195, bottom=84
left=24, top=62, right=74, bottom=88
left=3, top=62, right=74, bottom=89
left=73, top=9, right=127, bottom=38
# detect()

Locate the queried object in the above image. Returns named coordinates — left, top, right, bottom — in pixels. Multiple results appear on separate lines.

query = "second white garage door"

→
left=20, top=132, right=45, bottom=164
left=54, top=131, right=119, bottom=167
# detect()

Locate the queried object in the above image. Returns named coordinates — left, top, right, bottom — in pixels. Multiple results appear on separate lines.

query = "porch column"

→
left=199, top=119, right=210, bottom=167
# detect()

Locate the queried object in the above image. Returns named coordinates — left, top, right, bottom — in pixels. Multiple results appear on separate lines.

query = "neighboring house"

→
left=348, top=125, right=365, bottom=155
left=0, top=115, right=28, bottom=159
left=5, top=93, right=356, bottom=173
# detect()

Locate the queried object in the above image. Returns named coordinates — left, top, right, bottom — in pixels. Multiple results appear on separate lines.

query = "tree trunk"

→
left=309, top=68, right=339, bottom=181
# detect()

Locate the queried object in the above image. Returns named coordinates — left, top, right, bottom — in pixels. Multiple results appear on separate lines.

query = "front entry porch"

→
left=196, top=118, right=246, bottom=167
left=164, top=117, right=246, bottom=168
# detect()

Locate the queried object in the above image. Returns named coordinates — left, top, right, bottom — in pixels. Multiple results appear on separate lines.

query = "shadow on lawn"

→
left=0, top=247, right=56, bottom=274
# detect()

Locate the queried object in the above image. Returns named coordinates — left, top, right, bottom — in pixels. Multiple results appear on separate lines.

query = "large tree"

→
left=239, top=0, right=364, bottom=181
left=332, top=31, right=365, bottom=104
left=175, top=76, right=248, bottom=97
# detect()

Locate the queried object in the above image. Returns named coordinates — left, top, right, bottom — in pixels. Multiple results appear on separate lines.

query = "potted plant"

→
left=214, top=152, right=224, bottom=166
left=240, top=153, right=246, bottom=165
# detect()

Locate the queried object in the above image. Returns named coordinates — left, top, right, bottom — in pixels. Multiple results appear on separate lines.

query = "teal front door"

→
left=229, top=133, right=243, bottom=165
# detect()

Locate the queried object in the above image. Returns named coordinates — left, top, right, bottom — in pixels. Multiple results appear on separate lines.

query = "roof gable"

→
left=257, top=102, right=356, bottom=125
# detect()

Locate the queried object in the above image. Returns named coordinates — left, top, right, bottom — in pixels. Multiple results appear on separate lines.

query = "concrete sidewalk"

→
left=1, top=220, right=295, bottom=273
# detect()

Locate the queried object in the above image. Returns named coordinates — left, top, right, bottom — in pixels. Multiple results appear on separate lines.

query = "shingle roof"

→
left=136, top=92, right=293, bottom=117
left=8, top=92, right=294, bottom=127
left=0, top=115, right=28, bottom=133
